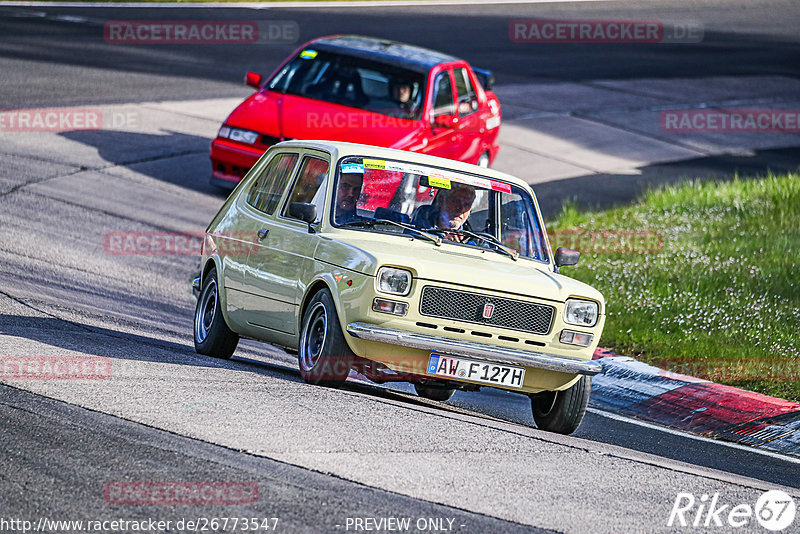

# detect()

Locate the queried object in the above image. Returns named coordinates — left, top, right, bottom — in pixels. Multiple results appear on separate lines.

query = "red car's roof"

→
left=309, top=35, right=461, bottom=74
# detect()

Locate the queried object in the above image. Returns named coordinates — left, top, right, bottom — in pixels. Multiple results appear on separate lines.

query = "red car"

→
left=210, top=35, right=502, bottom=188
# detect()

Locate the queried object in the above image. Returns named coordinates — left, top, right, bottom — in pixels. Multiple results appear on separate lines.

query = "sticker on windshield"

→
left=341, top=163, right=365, bottom=174
left=300, top=49, right=318, bottom=59
left=490, top=180, right=512, bottom=194
left=359, top=157, right=514, bottom=194
left=363, top=159, right=385, bottom=170
left=427, top=175, right=451, bottom=189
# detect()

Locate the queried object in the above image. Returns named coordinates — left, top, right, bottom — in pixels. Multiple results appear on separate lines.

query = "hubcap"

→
left=195, top=278, right=217, bottom=343
left=300, top=302, right=328, bottom=371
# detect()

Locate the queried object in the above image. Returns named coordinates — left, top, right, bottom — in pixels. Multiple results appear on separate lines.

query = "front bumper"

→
left=346, top=322, right=602, bottom=376
left=210, top=138, right=265, bottom=186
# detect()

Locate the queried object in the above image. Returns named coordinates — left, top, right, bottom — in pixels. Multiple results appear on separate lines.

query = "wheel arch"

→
left=299, top=277, right=336, bottom=332
left=200, top=255, right=237, bottom=330
left=298, top=274, right=359, bottom=346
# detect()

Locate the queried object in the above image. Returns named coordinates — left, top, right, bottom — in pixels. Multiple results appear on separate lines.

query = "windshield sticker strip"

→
left=490, top=180, right=512, bottom=194
left=363, top=159, right=385, bottom=170
left=341, top=163, right=365, bottom=174
left=427, top=175, right=451, bottom=189
left=359, top=158, right=513, bottom=193
left=300, top=49, right=318, bottom=59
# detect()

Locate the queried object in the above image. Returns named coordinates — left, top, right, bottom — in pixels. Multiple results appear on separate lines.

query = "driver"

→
left=335, top=170, right=364, bottom=223
left=391, top=81, right=416, bottom=117
left=413, top=184, right=476, bottom=242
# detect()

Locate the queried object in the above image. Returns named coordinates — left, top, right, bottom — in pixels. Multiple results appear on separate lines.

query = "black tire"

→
left=414, top=383, right=456, bottom=402
left=298, top=289, right=354, bottom=387
left=194, top=267, right=239, bottom=359
left=530, top=376, right=591, bottom=435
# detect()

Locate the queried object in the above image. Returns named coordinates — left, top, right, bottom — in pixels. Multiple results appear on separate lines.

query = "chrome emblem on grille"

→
left=482, top=302, right=495, bottom=319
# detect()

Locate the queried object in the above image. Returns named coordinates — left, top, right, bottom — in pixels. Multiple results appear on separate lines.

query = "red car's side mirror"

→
left=433, top=114, right=458, bottom=129
left=245, top=72, right=262, bottom=89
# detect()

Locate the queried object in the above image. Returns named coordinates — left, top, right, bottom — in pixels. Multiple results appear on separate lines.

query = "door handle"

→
left=257, top=228, right=269, bottom=240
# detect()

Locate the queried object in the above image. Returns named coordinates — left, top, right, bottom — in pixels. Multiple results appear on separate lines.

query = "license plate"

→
left=426, top=354, right=525, bottom=389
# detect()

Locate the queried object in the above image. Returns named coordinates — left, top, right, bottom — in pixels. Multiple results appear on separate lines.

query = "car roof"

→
left=275, top=140, right=531, bottom=191
left=309, top=35, right=461, bottom=74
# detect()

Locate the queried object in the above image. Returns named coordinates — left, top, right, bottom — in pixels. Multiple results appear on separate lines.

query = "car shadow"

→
left=59, top=129, right=232, bottom=198
left=0, top=315, right=303, bottom=384
left=0, top=311, right=538, bottom=426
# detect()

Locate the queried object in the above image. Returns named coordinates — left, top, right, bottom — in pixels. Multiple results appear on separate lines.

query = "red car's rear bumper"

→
left=210, top=138, right=266, bottom=187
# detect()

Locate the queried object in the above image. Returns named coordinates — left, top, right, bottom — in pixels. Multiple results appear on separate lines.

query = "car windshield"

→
left=268, top=49, right=426, bottom=120
left=331, top=156, right=550, bottom=263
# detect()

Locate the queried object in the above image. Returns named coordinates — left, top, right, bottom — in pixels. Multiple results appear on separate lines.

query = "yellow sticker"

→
left=427, top=175, right=451, bottom=189
left=300, top=49, right=318, bottom=59
left=363, top=159, right=385, bottom=170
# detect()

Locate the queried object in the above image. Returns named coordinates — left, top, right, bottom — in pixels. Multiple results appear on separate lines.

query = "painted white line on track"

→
left=587, top=407, right=800, bottom=466
left=0, top=0, right=616, bottom=8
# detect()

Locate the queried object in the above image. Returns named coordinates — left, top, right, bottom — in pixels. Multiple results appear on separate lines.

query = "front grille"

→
left=419, top=286, right=554, bottom=335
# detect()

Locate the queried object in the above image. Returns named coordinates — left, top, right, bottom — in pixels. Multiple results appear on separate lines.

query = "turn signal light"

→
left=560, top=329, right=594, bottom=347
left=372, top=298, right=408, bottom=316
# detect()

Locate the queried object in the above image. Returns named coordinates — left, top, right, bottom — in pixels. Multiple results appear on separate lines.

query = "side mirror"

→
left=555, top=247, right=580, bottom=267
left=245, top=71, right=262, bottom=89
left=288, top=202, right=317, bottom=224
left=433, top=114, right=458, bottom=129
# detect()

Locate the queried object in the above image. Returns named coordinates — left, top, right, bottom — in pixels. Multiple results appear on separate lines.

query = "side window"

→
left=247, top=153, right=299, bottom=215
left=454, top=68, right=478, bottom=116
left=432, top=72, right=455, bottom=117
left=500, top=191, right=548, bottom=262
left=283, top=156, right=330, bottom=219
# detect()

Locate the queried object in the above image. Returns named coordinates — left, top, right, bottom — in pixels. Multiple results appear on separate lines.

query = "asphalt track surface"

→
left=1, top=1, right=800, bottom=532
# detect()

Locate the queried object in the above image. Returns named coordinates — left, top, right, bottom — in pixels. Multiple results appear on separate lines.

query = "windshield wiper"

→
left=460, top=229, right=519, bottom=260
left=424, top=228, right=518, bottom=260
left=341, top=219, right=441, bottom=246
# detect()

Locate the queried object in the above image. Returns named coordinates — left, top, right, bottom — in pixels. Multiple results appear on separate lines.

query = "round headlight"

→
left=564, top=299, right=598, bottom=327
left=376, top=267, right=412, bottom=296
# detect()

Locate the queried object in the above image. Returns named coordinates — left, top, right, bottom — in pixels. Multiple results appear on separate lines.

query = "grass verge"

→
left=549, top=172, right=800, bottom=402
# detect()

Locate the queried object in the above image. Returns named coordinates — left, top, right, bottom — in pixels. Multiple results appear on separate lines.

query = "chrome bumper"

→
left=346, top=322, right=602, bottom=376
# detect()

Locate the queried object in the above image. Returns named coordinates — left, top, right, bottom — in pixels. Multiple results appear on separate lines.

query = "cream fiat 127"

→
left=193, top=141, right=605, bottom=434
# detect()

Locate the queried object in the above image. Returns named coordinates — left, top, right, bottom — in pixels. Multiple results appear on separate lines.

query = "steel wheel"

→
left=195, top=278, right=218, bottom=344
left=193, top=266, right=239, bottom=359
left=300, top=302, right=328, bottom=373
left=298, top=288, right=355, bottom=387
